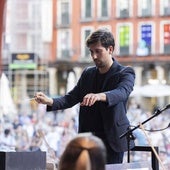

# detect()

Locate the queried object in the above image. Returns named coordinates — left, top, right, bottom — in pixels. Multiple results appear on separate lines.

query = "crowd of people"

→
left=0, top=104, right=77, bottom=158
left=0, top=99, right=169, bottom=169
left=127, top=98, right=170, bottom=168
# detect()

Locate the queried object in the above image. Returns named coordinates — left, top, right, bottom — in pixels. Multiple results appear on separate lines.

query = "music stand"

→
left=120, top=104, right=170, bottom=163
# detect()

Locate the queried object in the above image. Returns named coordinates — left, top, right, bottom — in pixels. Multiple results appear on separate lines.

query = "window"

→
left=61, top=2, right=69, bottom=25
left=57, top=0, right=70, bottom=26
left=117, top=24, right=132, bottom=56
left=29, top=1, right=40, bottom=20
left=116, top=0, right=132, bottom=18
left=97, top=0, right=110, bottom=19
left=160, top=21, right=170, bottom=54
left=81, top=0, right=93, bottom=20
left=29, top=33, right=42, bottom=53
left=138, top=0, right=153, bottom=17
left=101, top=0, right=108, bottom=17
left=57, top=30, right=71, bottom=59
left=41, top=0, right=53, bottom=42
left=137, top=23, right=154, bottom=55
left=160, top=0, right=170, bottom=16
left=81, top=27, right=94, bottom=59
left=163, top=23, right=170, bottom=54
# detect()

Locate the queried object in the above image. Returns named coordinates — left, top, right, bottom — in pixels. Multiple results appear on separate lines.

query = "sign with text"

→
left=9, top=53, right=37, bottom=69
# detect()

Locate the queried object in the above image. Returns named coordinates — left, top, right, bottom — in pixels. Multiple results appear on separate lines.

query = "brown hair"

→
left=86, top=28, right=115, bottom=50
left=58, top=133, right=106, bottom=170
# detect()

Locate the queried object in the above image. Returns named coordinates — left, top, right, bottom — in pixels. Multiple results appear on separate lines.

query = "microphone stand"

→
left=120, top=104, right=170, bottom=163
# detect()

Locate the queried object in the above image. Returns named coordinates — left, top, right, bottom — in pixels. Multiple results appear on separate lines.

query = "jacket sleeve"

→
left=47, top=68, right=89, bottom=111
left=47, top=85, right=81, bottom=112
left=105, top=66, right=135, bottom=107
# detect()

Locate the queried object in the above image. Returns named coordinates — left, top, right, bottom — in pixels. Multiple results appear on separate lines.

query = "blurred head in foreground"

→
left=58, top=133, right=106, bottom=170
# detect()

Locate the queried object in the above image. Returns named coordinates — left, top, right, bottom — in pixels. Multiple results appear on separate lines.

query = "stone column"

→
left=132, top=66, right=143, bottom=105
left=133, top=66, right=143, bottom=86
left=155, top=66, right=166, bottom=107
left=73, top=67, right=83, bottom=82
left=48, top=67, right=57, bottom=96
left=155, top=66, right=165, bottom=84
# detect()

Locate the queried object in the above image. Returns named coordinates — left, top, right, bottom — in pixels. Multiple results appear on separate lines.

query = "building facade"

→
left=52, top=0, right=170, bottom=110
left=1, top=0, right=170, bottom=110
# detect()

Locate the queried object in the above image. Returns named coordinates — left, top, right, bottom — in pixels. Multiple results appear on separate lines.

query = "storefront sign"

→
left=9, top=53, right=37, bottom=69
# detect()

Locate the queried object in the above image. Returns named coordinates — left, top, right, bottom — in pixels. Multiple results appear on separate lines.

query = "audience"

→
left=58, top=133, right=106, bottom=170
left=0, top=128, right=16, bottom=151
left=0, top=100, right=170, bottom=168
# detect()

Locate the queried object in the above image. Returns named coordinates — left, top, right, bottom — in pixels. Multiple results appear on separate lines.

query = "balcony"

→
left=117, top=54, right=170, bottom=66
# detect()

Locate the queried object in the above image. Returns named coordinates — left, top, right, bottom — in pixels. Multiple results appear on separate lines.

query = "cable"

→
left=130, top=123, right=170, bottom=132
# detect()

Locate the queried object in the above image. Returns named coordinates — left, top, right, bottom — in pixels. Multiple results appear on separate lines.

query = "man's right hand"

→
left=34, top=92, right=53, bottom=106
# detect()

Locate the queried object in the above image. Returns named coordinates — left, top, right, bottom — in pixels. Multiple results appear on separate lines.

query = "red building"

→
left=51, top=0, right=170, bottom=109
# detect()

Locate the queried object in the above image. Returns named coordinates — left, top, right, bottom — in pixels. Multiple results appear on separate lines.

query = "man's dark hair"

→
left=86, top=28, right=115, bottom=50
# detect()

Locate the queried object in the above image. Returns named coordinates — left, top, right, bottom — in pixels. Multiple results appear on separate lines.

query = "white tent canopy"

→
left=0, top=73, right=17, bottom=120
left=131, top=84, right=170, bottom=97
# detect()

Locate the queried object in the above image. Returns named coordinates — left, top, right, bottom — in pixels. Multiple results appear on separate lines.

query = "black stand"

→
left=126, top=127, right=135, bottom=163
left=120, top=104, right=170, bottom=163
left=131, top=146, right=159, bottom=170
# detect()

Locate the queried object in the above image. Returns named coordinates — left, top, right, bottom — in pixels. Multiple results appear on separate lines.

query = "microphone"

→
left=120, top=104, right=170, bottom=139
left=155, top=104, right=170, bottom=115
left=163, top=104, right=170, bottom=109
left=168, top=123, right=170, bottom=128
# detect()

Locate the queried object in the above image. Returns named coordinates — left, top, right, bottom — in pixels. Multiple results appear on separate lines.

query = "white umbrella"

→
left=0, top=73, right=17, bottom=119
left=66, top=72, right=76, bottom=93
left=139, top=84, right=170, bottom=97
left=130, top=85, right=142, bottom=97
left=65, top=71, right=79, bottom=124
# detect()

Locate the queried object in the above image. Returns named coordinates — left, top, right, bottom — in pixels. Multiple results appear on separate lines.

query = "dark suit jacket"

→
left=47, top=59, right=135, bottom=152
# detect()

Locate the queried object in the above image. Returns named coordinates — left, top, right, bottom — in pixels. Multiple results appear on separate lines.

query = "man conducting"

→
left=35, top=28, right=135, bottom=164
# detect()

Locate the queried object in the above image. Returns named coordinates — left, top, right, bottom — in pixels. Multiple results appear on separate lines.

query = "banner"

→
left=9, top=53, right=37, bottom=69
